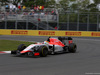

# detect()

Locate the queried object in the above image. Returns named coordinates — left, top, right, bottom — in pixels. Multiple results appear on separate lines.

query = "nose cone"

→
left=20, top=50, right=31, bottom=53
left=20, top=50, right=25, bottom=53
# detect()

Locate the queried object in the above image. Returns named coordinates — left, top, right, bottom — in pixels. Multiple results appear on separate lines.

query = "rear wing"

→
left=58, top=37, right=73, bottom=44
left=47, top=37, right=73, bottom=44
left=58, top=37, right=72, bottom=41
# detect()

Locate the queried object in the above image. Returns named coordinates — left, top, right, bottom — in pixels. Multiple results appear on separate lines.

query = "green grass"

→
left=0, top=40, right=34, bottom=51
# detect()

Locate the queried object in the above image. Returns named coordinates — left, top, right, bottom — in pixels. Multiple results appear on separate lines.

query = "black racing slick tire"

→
left=15, top=44, right=26, bottom=56
left=68, top=43, right=77, bottom=53
left=17, top=44, right=26, bottom=51
left=39, top=46, right=48, bottom=57
left=11, top=50, right=17, bottom=54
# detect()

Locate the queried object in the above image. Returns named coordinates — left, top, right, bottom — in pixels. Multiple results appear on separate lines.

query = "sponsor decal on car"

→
left=91, top=32, right=100, bottom=36
left=39, top=31, right=55, bottom=35
left=11, top=30, right=28, bottom=35
left=65, top=32, right=81, bottom=36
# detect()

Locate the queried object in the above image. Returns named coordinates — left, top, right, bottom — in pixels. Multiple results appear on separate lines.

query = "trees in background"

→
left=22, top=0, right=35, bottom=7
left=0, top=0, right=9, bottom=6
left=0, top=0, right=100, bottom=13
left=45, top=0, right=56, bottom=8
left=22, top=0, right=56, bottom=8
left=59, top=0, right=69, bottom=11
left=87, top=0, right=100, bottom=12
left=58, top=0, right=100, bottom=23
left=10, top=0, right=20, bottom=7
left=59, top=0, right=100, bottom=13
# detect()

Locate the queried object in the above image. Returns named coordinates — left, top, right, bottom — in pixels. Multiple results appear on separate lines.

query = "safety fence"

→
left=0, top=12, right=100, bottom=31
left=0, top=29, right=100, bottom=37
left=59, top=12, right=100, bottom=31
left=0, top=12, right=57, bottom=30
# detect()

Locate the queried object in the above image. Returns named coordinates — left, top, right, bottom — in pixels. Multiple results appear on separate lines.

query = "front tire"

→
left=16, top=44, right=26, bottom=56
left=68, top=43, right=77, bottom=53
left=39, top=46, right=48, bottom=57
left=17, top=44, right=26, bottom=51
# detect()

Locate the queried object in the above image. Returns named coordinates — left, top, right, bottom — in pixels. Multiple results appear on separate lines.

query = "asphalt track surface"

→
left=0, top=35, right=100, bottom=75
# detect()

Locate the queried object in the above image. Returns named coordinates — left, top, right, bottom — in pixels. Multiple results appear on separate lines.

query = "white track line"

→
left=3, top=51, right=11, bottom=53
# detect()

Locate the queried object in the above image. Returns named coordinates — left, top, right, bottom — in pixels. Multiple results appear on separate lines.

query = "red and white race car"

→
left=11, top=37, right=77, bottom=57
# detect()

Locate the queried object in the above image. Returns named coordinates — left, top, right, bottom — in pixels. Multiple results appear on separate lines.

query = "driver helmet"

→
left=44, top=41, right=49, bottom=44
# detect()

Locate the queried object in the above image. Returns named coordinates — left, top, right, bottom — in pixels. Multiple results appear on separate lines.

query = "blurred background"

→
left=0, top=0, right=100, bottom=31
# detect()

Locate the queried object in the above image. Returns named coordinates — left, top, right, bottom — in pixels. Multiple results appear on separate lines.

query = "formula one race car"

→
left=11, top=37, right=77, bottom=57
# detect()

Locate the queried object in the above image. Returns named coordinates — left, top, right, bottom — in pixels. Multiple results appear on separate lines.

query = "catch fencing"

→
left=0, top=12, right=100, bottom=31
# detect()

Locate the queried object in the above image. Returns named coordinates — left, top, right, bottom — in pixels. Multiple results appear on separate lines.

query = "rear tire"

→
left=39, top=46, right=48, bottom=57
left=68, top=43, right=77, bottom=53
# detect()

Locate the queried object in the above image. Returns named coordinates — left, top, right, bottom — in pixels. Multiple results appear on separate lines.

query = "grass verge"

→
left=0, top=40, right=34, bottom=51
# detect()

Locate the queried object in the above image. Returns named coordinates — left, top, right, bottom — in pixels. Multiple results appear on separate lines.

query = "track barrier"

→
left=0, top=29, right=100, bottom=37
